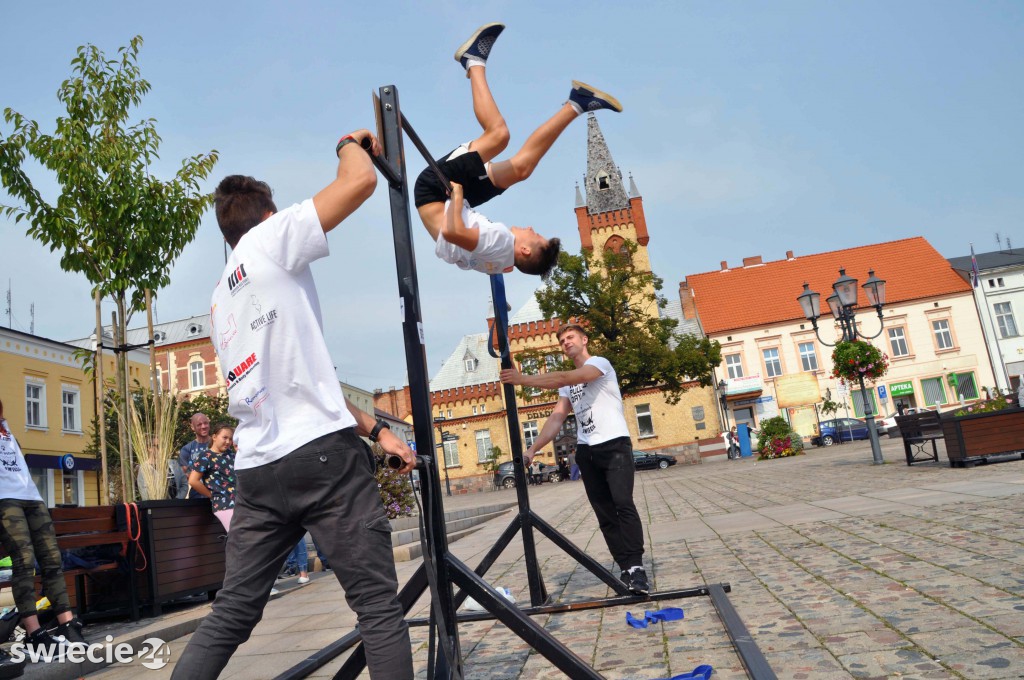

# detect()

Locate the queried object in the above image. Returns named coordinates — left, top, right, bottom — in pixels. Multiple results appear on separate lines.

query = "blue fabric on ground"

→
left=626, top=607, right=685, bottom=629
left=651, top=664, right=714, bottom=680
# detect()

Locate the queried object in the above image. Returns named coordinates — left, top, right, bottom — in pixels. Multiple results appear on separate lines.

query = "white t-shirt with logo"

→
left=435, top=200, right=515, bottom=275
left=558, top=357, right=631, bottom=446
left=210, top=199, right=356, bottom=470
left=0, top=421, right=44, bottom=502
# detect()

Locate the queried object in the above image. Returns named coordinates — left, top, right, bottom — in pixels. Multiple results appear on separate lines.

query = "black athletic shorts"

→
left=413, top=148, right=506, bottom=208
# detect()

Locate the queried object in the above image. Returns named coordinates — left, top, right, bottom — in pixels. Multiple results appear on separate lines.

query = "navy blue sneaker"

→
left=569, top=80, right=623, bottom=114
left=454, top=23, right=505, bottom=70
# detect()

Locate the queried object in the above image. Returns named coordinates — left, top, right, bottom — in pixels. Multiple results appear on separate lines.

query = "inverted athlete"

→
left=414, top=22, right=622, bottom=277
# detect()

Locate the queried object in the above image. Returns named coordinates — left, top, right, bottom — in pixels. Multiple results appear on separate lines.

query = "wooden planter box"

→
left=135, top=499, right=226, bottom=616
left=941, top=406, right=1024, bottom=467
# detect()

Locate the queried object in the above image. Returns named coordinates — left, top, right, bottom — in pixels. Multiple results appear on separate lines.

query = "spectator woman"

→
left=0, top=399, right=85, bottom=651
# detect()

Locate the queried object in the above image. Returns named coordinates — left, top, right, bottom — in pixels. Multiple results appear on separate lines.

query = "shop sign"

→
left=889, top=381, right=915, bottom=396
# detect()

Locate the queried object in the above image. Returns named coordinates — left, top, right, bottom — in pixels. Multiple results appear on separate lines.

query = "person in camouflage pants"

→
left=0, top=399, right=84, bottom=650
left=0, top=500, right=71, bottom=617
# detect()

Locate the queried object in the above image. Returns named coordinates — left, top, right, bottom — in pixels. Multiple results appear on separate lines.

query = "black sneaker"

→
left=0, top=648, right=25, bottom=679
left=619, top=570, right=630, bottom=586
left=569, top=80, right=623, bottom=114
left=56, top=617, right=86, bottom=645
left=454, top=23, right=505, bottom=70
left=627, top=567, right=650, bottom=595
left=25, top=627, right=65, bottom=655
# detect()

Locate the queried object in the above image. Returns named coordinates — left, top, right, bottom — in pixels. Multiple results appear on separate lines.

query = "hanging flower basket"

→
left=831, top=340, right=888, bottom=383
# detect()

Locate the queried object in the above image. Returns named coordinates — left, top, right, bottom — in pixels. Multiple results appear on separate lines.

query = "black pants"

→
left=575, top=436, right=644, bottom=571
left=171, top=429, right=412, bottom=680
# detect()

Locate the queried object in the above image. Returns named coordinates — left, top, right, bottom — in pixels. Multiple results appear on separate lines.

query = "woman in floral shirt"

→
left=189, top=423, right=236, bottom=531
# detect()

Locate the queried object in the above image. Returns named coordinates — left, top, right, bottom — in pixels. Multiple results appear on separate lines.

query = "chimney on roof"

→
left=742, top=256, right=763, bottom=267
left=679, top=281, right=698, bottom=320
left=720, top=260, right=728, bottom=271
left=786, top=250, right=794, bottom=260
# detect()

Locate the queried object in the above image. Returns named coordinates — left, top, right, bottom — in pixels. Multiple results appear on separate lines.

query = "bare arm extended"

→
left=345, top=398, right=416, bottom=475
left=500, top=364, right=603, bottom=391
left=522, top=397, right=573, bottom=465
left=312, top=128, right=382, bottom=234
left=440, top=183, right=480, bottom=251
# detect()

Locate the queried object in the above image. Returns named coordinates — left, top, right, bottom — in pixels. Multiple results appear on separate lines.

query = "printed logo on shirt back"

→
left=219, top=314, right=238, bottom=349
left=227, top=263, right=251, bottom=296
left=225, top=352, right=260, bottom=391
left=241, top=385, right=270, bottom=411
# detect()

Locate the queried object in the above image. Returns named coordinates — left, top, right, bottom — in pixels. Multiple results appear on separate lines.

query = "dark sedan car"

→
left=811, top=417, right=871, bottom=446
left=632, top=450, right=677, bottom=470
left=494, top=461, right=561, bottom=489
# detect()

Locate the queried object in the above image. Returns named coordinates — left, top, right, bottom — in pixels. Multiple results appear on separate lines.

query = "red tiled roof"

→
left=686, top=237, right=971, bottom=335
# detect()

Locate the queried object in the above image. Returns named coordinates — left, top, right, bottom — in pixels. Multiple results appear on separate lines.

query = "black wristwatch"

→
left=368, top=419, right=391, bottom=443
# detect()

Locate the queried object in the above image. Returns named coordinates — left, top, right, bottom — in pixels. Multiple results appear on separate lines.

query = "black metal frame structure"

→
left=275, top=84, right=776, bottom=680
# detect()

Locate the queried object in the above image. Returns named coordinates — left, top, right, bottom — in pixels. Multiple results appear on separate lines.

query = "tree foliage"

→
left=0, top=35, right=219, bottom=311
left=531, top=242, right=722, bottom=404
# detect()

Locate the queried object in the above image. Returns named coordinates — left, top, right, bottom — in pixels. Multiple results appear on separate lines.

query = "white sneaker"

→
left=269, top=588, right=280, bottom=596
left=297, top=576, right=310, bottom=584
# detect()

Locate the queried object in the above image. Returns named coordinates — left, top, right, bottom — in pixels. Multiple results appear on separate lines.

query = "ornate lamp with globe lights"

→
left=797, top=268, right=888, bottom=465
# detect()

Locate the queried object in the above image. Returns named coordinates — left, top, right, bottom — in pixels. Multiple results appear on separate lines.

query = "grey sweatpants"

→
left=171, top=428, right=412, bottom=679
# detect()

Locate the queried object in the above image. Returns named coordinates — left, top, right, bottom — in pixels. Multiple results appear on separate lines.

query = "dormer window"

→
left=153, top=331, right=166, bottom=343
left=187, top=323, right=203, bottom=337
left=597, top=171, right=610, bottom=191
left=463, top=351, right=478, bottom=373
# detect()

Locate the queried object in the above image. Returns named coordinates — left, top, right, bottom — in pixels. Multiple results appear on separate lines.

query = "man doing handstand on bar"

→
left=414, top=22, right=622, bottom=277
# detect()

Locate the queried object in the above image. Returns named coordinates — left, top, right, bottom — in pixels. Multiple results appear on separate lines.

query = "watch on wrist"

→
left=368, top=419, right=391, bottom=443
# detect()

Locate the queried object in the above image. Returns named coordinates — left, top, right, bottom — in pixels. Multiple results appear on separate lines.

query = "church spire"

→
left=583, top=113, right=628, bottom=215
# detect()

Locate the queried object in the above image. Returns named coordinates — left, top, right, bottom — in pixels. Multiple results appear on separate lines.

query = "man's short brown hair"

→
left=556, top=323, right=589, bottom=340
left=215, top=175, right=277, bottom=247
left=516, top=238, right=562, bottom=278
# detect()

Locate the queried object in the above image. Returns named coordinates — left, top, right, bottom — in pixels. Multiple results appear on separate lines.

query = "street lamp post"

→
left=797, top=268, right=888, bottom=465
left=717, top=378, right=731, bottom=432
left=432, top=416, right=452, bottom=496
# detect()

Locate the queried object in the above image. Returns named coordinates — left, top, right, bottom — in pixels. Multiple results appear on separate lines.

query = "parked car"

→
left=632, top=451, right=677, bottom=470
left=811, top=418, right=870, bottom=446
left=875, top=407, right=933, bottom=437
left=493, top=461, right=561, bottom=489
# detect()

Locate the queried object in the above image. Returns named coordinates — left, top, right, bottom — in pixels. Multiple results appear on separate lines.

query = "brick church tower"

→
left=574, top=113, right=652, bottom=275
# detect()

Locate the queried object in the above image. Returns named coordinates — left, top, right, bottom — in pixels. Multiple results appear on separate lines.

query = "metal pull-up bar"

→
left=371, top=90, right=452, bottom=194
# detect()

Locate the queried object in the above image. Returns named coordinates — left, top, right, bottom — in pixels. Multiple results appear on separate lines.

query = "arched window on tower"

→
left=596, top=171, right=610, bottom=191
left=603, top=235, right=631, bottom=268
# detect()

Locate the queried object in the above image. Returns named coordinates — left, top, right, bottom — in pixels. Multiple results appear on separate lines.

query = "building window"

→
left=921, top=377, right=947, bottom=406
left=472, top=406, right=478, bottom=415
left=155, top=366, right=163, bottom=393
left=888, top=328, right=909, bottom=357
left=544, top=354, right=561, bottom=372
left=523, top=421, right=539, bottom=448
left=442, top=441, right=460, bottom=468
left=61, top=470, right=80, bottom=506
left=30, top=469, right=49, bottom=504
left=635, top=404, right=655, bottom=438
left=189, top=360, right=205, bottom=389
left=932, top=320, right=954, bottom=350
left=952, top=372, right=979, bottom=401
left=559, top=416, right=577, bottom=439
left=25, top=381, right=45, bottom=428
left=762, top=348, right=782, bottom=378
left=851, top=388, right=878, bottom=418
left=798, top=342, right=818, bottom=372
left=475, top=430, right=493, bottom=463
left=988, top=277, right=1005, bottom=288
left=464, top=357, right=478, bottom=372
left=994, top=302, right=1018, bottom=338
left=725, top=354, right=743, bottom=379
left=61, top=388, right=80, bottom=432
left=447, top=409, right=452, bottom=419
left=521, top=358, right=540, bottom=397
left=480, top=404, right=486, bottom=413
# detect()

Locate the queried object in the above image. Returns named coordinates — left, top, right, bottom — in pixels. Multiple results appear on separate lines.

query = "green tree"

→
left=530, top=242, right=722, bottom=404
left=174, top=393, right=235, bottom=452
left=0, top=36, right=219, bottom=500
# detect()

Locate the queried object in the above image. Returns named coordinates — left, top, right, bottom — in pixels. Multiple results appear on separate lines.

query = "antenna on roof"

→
left=29, top=303, right=34, bottom=335
left=996, top=232, right=1002, bottom=249
left=1007, top=237, right=1013, bottom=252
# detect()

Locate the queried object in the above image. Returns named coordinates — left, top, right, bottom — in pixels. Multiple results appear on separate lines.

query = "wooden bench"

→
left=895, top=410, right=943, bottom=466
left=0, top=506, right=138, bottom=622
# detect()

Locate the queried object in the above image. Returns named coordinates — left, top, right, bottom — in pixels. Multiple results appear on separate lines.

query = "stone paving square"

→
left=77, top=439, right=1024, bottom=679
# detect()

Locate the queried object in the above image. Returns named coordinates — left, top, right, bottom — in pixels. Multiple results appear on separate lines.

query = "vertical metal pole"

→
left=488, top=275, right=548, bottom=606
left=375, top=85, right=464, bottom=678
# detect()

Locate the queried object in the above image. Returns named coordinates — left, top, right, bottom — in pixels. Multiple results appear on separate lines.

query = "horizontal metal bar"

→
left=407, top=584, right=723, bottom=626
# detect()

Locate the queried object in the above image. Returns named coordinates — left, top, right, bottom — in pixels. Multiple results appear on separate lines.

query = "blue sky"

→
left=2, top=1, right=1022, bottom=389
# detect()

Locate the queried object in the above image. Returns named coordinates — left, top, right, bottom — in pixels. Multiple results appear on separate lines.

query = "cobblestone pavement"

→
left=86, top=438, right=1024, bottom=679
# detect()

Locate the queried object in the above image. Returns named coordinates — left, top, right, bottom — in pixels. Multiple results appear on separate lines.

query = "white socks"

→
left=464, top=57, right=486, bottom=71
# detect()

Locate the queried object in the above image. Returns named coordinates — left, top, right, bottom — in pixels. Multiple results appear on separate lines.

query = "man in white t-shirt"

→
left=500, top=324, right=649, bottom=594
left=413, top=22, right=622, bottom=277
left=171, top=128, right=416, bottom=680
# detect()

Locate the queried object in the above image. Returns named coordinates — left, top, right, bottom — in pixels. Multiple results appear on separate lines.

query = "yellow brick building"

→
left=1, top=327, right=149, bottom=506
